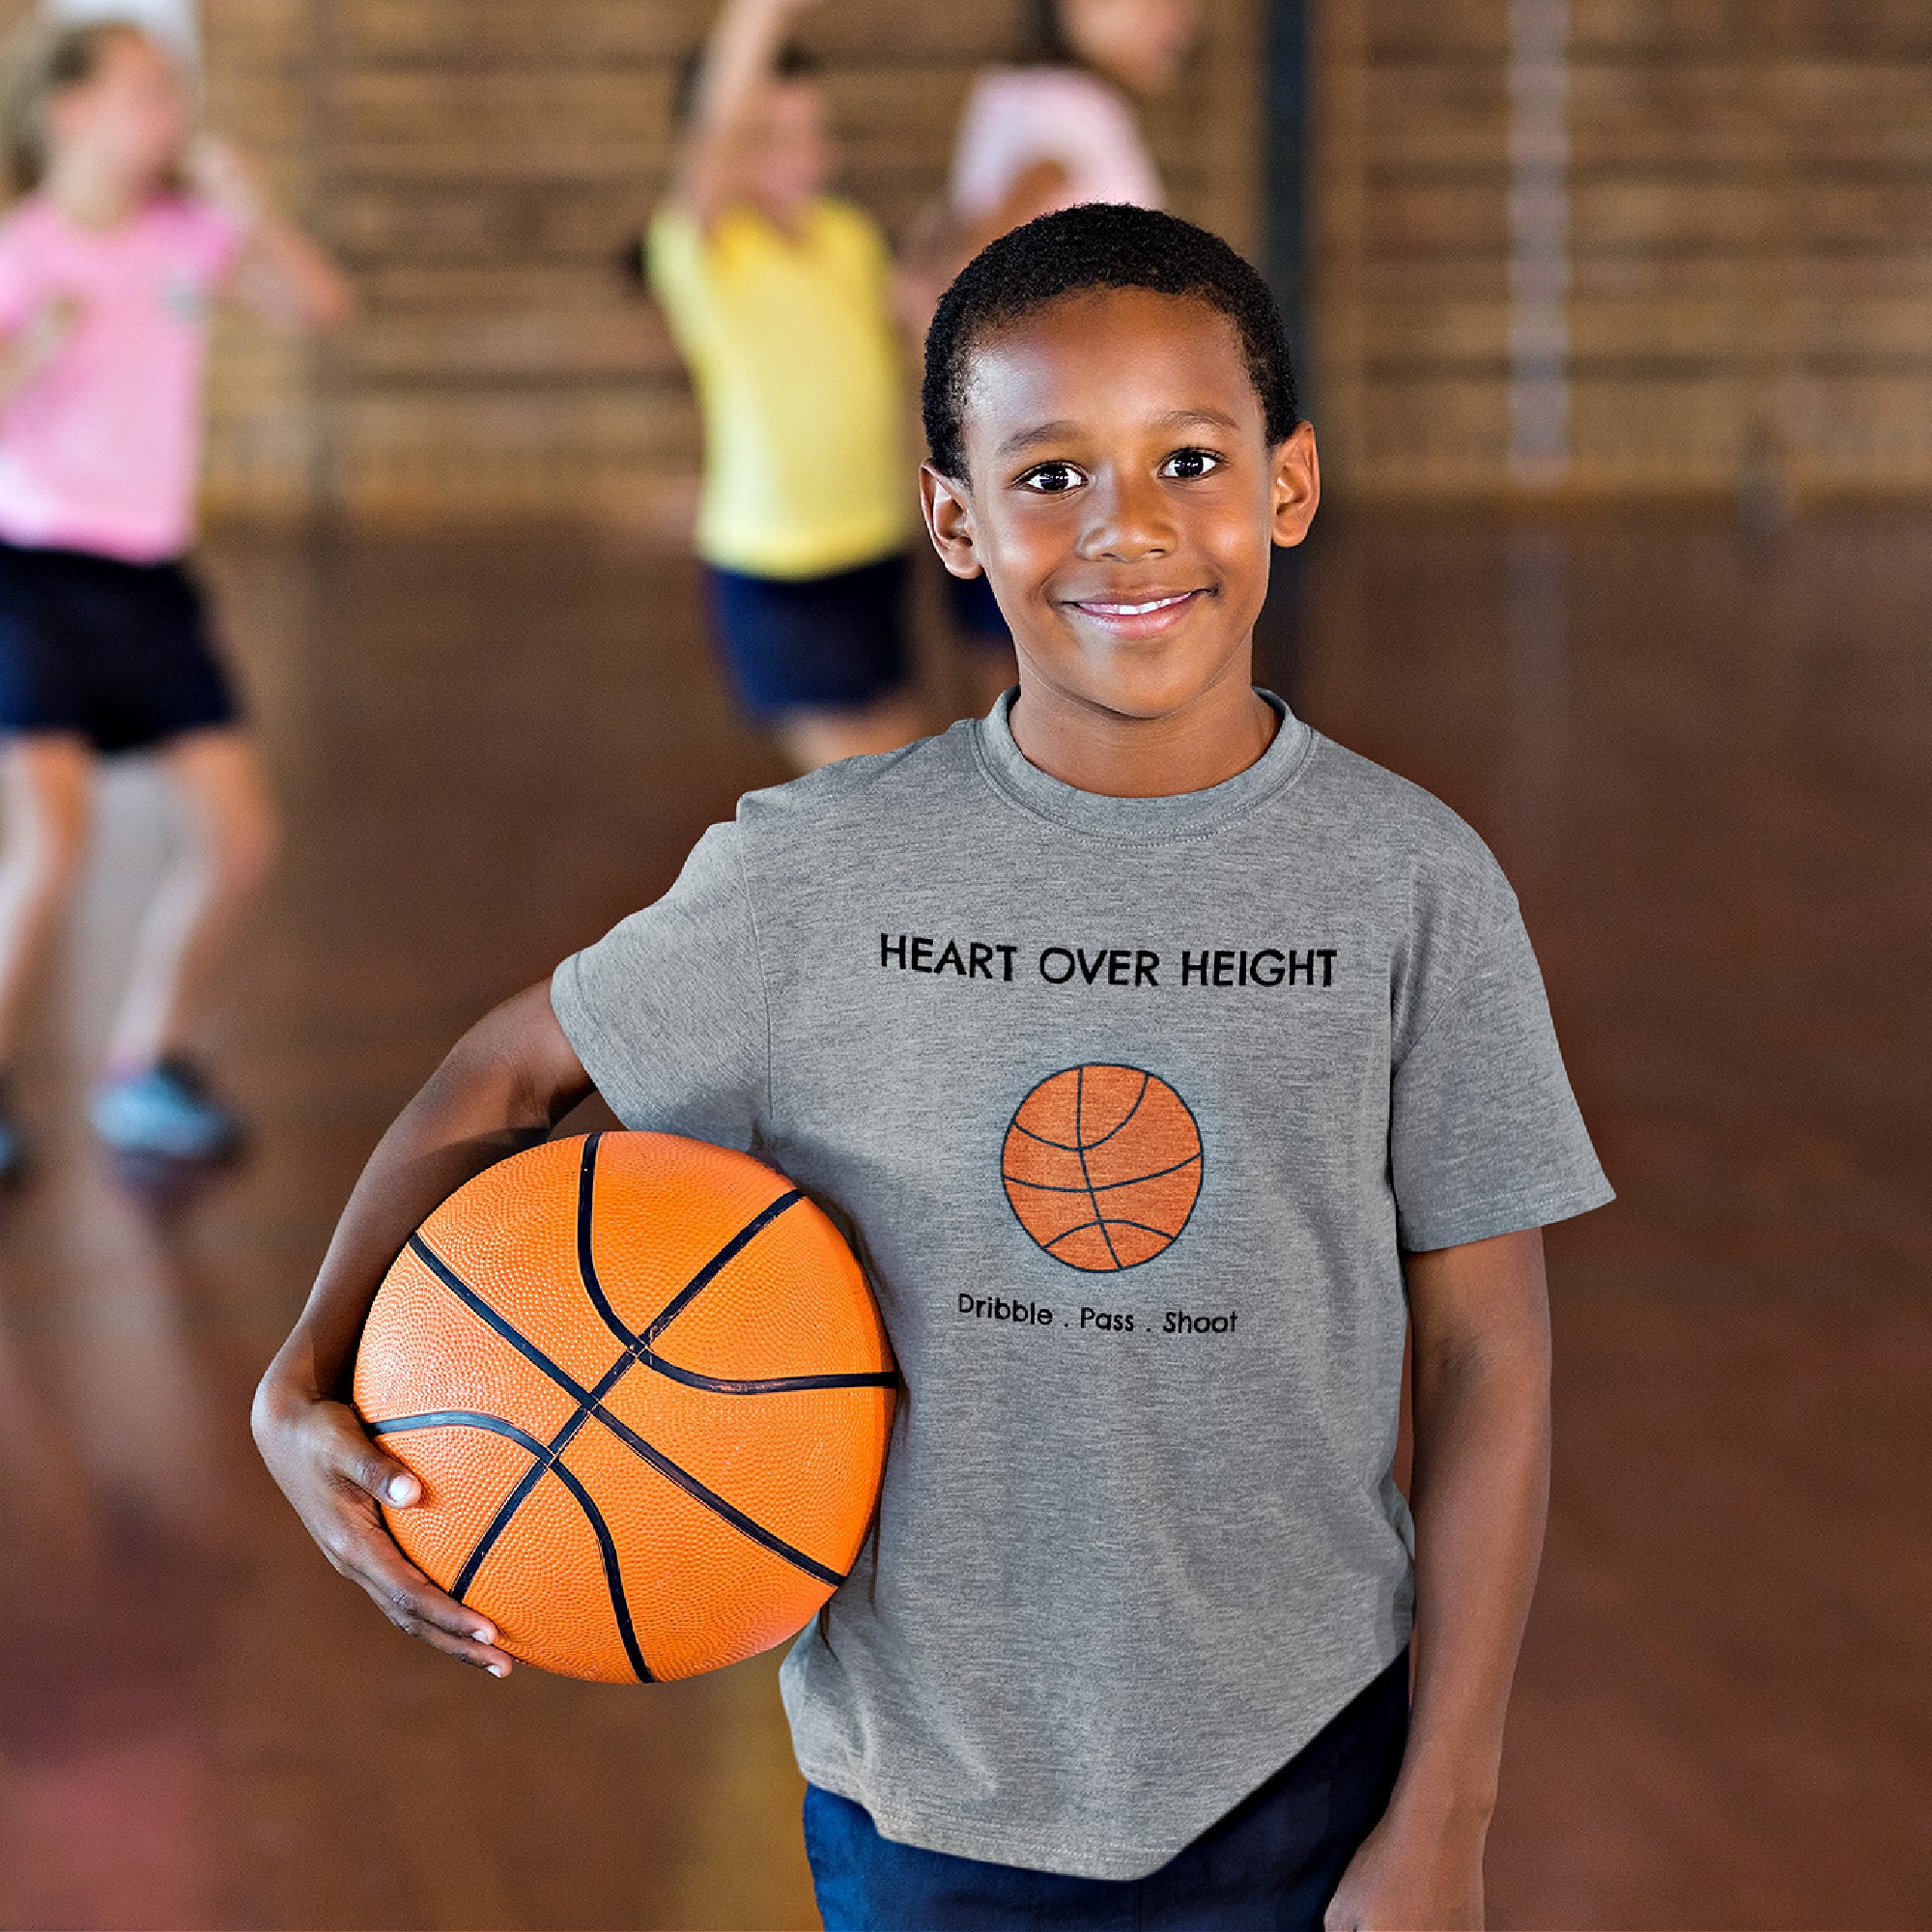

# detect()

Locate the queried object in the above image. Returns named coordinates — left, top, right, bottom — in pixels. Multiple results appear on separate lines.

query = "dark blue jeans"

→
left=805, top=1652, right=1409, bottom=1930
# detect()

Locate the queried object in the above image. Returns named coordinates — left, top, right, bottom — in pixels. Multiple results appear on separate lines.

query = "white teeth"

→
left=1083, top=593, right=1191, bottom=616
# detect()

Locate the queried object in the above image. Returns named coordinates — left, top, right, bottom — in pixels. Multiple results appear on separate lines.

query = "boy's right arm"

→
left=251, top=980, right=594, bottom=1676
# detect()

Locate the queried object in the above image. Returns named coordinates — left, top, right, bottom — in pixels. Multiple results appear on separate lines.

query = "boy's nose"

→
left=1081, top=476, right=1176, bottom=561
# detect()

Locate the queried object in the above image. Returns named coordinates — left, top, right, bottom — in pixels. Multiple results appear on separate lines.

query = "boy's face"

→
left=923, top=288, right=1318, bottom=726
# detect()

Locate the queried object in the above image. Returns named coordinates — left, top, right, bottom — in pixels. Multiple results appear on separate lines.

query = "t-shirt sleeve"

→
left=550, top=820, right=770, bottom=1150
left=1389, top=868, right=1612, bottom=1251
left=645, top=206, right=715, bottom=345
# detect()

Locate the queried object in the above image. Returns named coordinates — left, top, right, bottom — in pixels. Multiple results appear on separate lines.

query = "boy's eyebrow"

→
left=995, top=407, right=1247, bottom=459
left=995, top=419, right=1082, bottom=459
left=1151, top=406, right=1246, bottom=435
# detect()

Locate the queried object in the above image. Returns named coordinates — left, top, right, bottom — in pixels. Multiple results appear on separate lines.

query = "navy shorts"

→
left=945, top=566, right=1010, bottom=644
left=805, top=1652, right=1409, bottom=1931
left=0, top=540, right=241, bottom=754
left=703, top=552, right=909, bottom=721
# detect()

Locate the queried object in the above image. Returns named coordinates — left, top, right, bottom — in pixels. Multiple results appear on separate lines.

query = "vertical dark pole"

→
left=1264, top=0, right=1313, bottom=419
left=1259, top=0, right=1314, bottom=700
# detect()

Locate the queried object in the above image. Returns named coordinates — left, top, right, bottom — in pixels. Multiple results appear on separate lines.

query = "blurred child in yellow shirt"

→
left=651, top=0, right=919, bottom=773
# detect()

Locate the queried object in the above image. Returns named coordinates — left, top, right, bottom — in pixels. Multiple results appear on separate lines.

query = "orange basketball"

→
left=1002, top=1065, right=1203, bottom=1270
left=352, top=1130, right=895, bottom=1683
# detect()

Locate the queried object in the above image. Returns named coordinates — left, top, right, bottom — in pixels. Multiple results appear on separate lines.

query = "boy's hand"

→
left=253, top=1374, right=515, bottom=1676
left=251, top=985, right=587, bottom=1674
left=1323, top=1804, right=1487, bottom=1931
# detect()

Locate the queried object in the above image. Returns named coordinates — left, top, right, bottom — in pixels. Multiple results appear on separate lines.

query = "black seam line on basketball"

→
left=642, top=1357, right=898, bottom=1397
left=398, top=1245, right=615, bottom=1605
left=367, top=1412, right=656, bottom=1682
left=576, top=1129, right=639, bottom=1350
left=410, top=1234, right=600, bottom=1399
left=406, top=1233, right=846, bottom=1589
left=572, top=1144, right=877, bottom=1391
left=587, top=1399, right=846, bottom=1587
left=448, top=1345, right=634, bottom=1602
left=1077, top=1070, right=1151, bottom=1154
left=545, top=1453, right=656, bottom=1683
left=1001, top=1151, right=1203, bottom=1195
left=572, top=1145, right=842, bottom=1387
left=1071, top=1066, right=1122, bottom=1268
left=370, top=1411, right=549, bottom=1455
left=641, top=1188, right=805, bottom=1345
left=451, top=1451, right=553, bottom=1600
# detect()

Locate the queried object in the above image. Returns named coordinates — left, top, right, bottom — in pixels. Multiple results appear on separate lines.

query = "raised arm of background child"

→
left=1324, top=1227, right=1553, bottom=1932
left=251, top=981, right=593, bottom=1677
left=898, top=156, right=1070, bottom=339
left=190, top=135, right=354, bottom=333
left=670, top=0, right=822, bottom=228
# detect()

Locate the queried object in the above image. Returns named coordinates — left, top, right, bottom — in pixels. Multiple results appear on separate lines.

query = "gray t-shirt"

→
left=551, top=694, right=1611, bottom=1880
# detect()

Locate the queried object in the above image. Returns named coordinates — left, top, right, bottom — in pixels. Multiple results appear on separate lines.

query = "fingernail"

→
left=473, top=1625, right=497, bottom=1644
left=489, top=1663, right=508, bottom=1678
left=386, top=1474, right=419, bottom=1505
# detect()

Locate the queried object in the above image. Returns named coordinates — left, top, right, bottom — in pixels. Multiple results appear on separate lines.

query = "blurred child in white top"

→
left=908, top=0, right=1197, bottom=321
left=905, top=0, right=1200, bottom=701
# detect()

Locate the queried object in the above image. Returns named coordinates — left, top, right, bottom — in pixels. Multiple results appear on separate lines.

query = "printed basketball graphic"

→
left=1002, top=1065, right=1203, bottom=1270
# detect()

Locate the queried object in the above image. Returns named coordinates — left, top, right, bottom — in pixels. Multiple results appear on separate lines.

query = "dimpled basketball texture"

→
left=1002, top=1065, right=1203, bottom=1270
left=353, top=1131, right=896, bottom=1683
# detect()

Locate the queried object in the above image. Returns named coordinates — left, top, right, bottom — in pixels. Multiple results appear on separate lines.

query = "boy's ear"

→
left=1270, top=422, right=1321, bottom=549
left=921, top=460, right=986, bottom=581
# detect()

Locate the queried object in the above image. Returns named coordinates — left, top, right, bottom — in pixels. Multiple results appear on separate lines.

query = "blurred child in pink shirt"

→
left=0, top=17, right=349, bottom=1175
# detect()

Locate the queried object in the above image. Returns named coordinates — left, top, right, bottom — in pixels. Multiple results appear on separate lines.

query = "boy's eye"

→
left=1160, top=448, right=1222, bottom=480
left=1017, top=462, right=1084, bottom=494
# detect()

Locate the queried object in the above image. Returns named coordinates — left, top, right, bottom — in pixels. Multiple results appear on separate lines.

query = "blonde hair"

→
left=2, top=15, right=160, bottom=196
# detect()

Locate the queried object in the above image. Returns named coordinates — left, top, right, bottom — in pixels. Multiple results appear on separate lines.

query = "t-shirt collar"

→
left=975, top=687, right=1313, bottom=839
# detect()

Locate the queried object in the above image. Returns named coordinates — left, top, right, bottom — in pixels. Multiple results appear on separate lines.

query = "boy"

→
left=648, top=0, right=920, bottom=774
left=257, top=206, right=1611, bottom=1927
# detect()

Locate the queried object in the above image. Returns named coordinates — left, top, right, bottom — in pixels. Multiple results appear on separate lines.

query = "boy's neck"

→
left=1007, top=657, right=1280, bottom=800
left=45, top=156, right=145, bottom=230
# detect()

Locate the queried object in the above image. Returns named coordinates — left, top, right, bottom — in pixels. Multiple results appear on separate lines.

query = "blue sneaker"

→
left=91, top=1059, right=243, bottom=1162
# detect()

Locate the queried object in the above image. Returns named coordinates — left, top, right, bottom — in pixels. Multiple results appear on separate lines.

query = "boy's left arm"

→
left=191, top=136, right=355, bottom=333
left=1325, top=1226, right=1553, bottom=1932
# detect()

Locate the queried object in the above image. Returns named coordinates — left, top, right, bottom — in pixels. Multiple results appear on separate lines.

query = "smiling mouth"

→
left=1071, top=590, right=1201, bottom=616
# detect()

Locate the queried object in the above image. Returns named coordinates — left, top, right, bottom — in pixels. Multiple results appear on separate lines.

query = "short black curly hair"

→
left=922, top=203, right=1299, bottom=480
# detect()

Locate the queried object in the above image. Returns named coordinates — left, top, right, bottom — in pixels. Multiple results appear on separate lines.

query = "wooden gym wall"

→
left=174, top=0, right=1260, bottom=526
left=1312, top=0, right=1932, bottom=500
left=17, top=1, right=1929, bottom=514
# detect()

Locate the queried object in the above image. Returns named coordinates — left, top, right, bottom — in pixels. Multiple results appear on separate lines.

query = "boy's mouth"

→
left=1064, top=588, right=1210, bottom=637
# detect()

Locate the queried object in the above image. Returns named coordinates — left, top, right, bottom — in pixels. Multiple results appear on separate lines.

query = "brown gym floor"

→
left=0, top=511, right=1924, bottom=1929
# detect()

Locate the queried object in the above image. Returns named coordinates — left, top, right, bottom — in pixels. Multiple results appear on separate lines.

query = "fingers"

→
left=344, top=1436, right=422, bottom=1510
left=332, top=1523, right=516, bottom=1676
left=271, top=1398, right=515, bottom=1675
left=300, top=1399, right=415, bottom=1505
